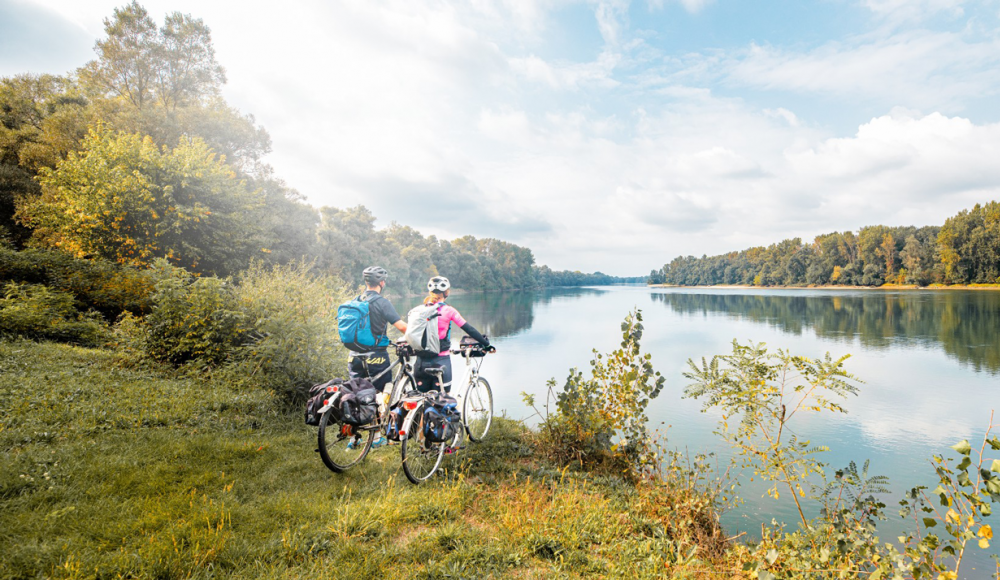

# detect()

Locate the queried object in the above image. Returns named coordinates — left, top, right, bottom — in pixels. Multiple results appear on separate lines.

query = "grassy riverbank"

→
left=0, top=340, right=732, bottom=579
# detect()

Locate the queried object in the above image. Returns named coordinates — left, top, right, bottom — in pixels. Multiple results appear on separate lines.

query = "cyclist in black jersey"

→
left=347, top=266, right=407, bottom=392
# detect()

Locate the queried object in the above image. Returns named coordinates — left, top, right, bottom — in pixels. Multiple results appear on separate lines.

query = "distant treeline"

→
left=649, top=202, right=1000, bottom=287
left=0, top=3, right=626, bottom=295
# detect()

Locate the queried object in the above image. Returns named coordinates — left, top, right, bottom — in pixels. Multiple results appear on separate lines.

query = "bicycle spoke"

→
left=318, top=409, right=374, bottom=473
left=401, top=402, right=446, bottom=484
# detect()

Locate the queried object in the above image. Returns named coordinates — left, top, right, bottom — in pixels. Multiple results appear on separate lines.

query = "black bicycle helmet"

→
left=363, top=266, right=388, bottom=285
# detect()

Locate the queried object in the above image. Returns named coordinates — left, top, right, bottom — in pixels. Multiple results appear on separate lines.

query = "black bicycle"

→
left=316, top=341, right=418, bottom=472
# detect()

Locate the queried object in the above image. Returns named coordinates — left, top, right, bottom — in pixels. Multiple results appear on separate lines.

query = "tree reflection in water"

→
left=396, top=287, right=609, bottom=340
left=650, top=290, right=1000, bottom=374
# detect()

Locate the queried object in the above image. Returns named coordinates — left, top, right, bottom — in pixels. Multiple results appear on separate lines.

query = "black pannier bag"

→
left=422, top=393, right=462, bottom=443
left=304, top=378, right=344, bottom=426
left=338, top=378, right=379, bottom=427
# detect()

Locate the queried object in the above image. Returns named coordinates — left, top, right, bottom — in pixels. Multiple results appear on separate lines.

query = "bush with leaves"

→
left=525, top=309, right=665, bottom=478
left=685, top=340, right=1000, bottom=579
left=225, top=261, right=350, bottom=400
left=142, top=261, right=249, bottom=366
left=0, top=247, right=156, bottom=320
left=685, top=340, right=861, bottom=526
left=0, top=282, right=103, bottom=344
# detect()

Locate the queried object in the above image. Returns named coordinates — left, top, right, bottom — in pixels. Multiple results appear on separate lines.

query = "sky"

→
left=3, top=0, right=1000, bottom=275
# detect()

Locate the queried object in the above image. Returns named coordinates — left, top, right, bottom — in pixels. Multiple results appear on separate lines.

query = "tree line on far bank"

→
left=0, top=2, right=626, bottom=296
left=649, top=201, right=1000, bottom=287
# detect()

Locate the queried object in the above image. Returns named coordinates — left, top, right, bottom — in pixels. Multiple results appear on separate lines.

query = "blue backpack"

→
left=338, top=294, right=389, bottom=352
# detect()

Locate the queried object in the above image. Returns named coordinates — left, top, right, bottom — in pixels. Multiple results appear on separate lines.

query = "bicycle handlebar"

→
left=451, top=345, right=495, bottom=355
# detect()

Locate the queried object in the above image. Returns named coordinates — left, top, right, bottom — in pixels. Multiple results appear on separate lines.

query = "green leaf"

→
left=765, top=549, right=779, bottom=565
left=758, top=572, right=775, bottom=580
left=991, top=459, right=1000, bottom=473
left=951, top=440, right=972, bottom=455
left=923, top=518, right=938, bottom=528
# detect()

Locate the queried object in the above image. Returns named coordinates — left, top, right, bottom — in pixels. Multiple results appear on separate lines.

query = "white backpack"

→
left=404, top=303, right=443, bottom=357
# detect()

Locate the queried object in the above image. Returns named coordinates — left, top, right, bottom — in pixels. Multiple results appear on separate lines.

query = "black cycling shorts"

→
left=414, top=354, right=452, bottom=394
left=349, top=351, right=392, bottom=391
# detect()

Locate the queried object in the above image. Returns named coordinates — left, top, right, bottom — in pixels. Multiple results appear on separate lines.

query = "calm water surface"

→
left=398, top=286, right=1000, bottom=573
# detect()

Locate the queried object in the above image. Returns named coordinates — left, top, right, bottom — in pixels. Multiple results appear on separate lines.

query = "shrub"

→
left=525, top=309, right=665, bottom=478
left=0, top=247, right=156, bottom=320
left=136, top=260, right=350, bottom=399
left=142, top=261, right=249, bottom=366
left=687, top=341, right=1000, bottom=580
left=0, top=282, right=103, bottom=345
left=225, top=261, right=350, bottom=400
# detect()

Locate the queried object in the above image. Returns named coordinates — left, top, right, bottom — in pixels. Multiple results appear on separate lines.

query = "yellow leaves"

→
left=945, top=509, right=960, bottom=525
left=980, top=524, right=993, bottom=539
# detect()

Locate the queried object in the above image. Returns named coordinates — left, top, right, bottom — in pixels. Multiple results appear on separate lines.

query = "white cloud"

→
left=861, top=0, right=967, bottom=22
left=9, top=0, right=1000, bottom=275
left=508, top=53, right=620, bottom=89
left=725, top=31, right=1000, bottom=110
left=646, top=0, right=716, bottom=14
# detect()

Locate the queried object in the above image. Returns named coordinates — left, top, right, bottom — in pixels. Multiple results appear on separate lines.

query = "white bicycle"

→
left=400, top=337, right=495, bottom=484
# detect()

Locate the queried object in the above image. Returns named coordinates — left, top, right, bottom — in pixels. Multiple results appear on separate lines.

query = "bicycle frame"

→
left=453, top=353, right=484, bottom=405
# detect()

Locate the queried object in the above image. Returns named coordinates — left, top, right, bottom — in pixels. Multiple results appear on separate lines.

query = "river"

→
left=397, top=286, right=1000, bottom=575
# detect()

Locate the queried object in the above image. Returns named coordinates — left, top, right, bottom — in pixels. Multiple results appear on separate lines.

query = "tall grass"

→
left=0, top=340, right=728, bottom=579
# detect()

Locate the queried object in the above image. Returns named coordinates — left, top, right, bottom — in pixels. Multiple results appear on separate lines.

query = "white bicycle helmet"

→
left=427, top=276, right=451, bottom=293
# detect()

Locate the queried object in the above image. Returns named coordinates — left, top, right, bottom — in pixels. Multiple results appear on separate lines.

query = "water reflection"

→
left=397, top=287, right=609, bottom=339
left=650, top=290, right=1000, bottom=373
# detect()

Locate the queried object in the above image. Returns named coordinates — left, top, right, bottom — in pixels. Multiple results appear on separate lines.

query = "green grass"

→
left=0, top=340, right=730, bottom=579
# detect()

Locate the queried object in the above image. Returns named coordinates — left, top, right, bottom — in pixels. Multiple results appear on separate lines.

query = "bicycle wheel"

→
left=400, top=401, right=446, bottom=484
left=390, top=372, right=417, bottom=404
left=318, top=409, right=374, bottom=473
left=463, top=377, right=493, bottom=442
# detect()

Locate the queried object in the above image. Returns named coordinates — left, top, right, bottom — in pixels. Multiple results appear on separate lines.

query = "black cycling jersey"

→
left=360, top=290, right=401, bottom=346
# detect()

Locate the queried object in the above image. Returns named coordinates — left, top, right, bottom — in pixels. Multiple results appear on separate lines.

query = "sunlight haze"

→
left=3, top=0, right=999, bottom=275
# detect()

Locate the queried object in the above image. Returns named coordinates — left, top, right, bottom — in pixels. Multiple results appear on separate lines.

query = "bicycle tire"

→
left=463, top=376, right=493, bottom=442
left=391, top=372, right=417, bottom=403
left=400, top=400, right=446, bottom=484
left=317, top=408, right=374, bottom=473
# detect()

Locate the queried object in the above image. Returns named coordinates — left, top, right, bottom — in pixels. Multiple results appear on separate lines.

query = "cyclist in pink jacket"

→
left=413, top=276, right=493, bottom=393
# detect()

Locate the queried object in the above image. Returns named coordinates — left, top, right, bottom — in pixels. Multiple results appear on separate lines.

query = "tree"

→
left=878, top=232, right=897, bottom=281
left=21, top=126, right=264, bottom=275
left=154, top=12, right=226, bottom=110
left=86, top=2, right=225, bottom=111
left=87, top=2, right=159, bottom=110
left=1, top=75, right=92, bottom=246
